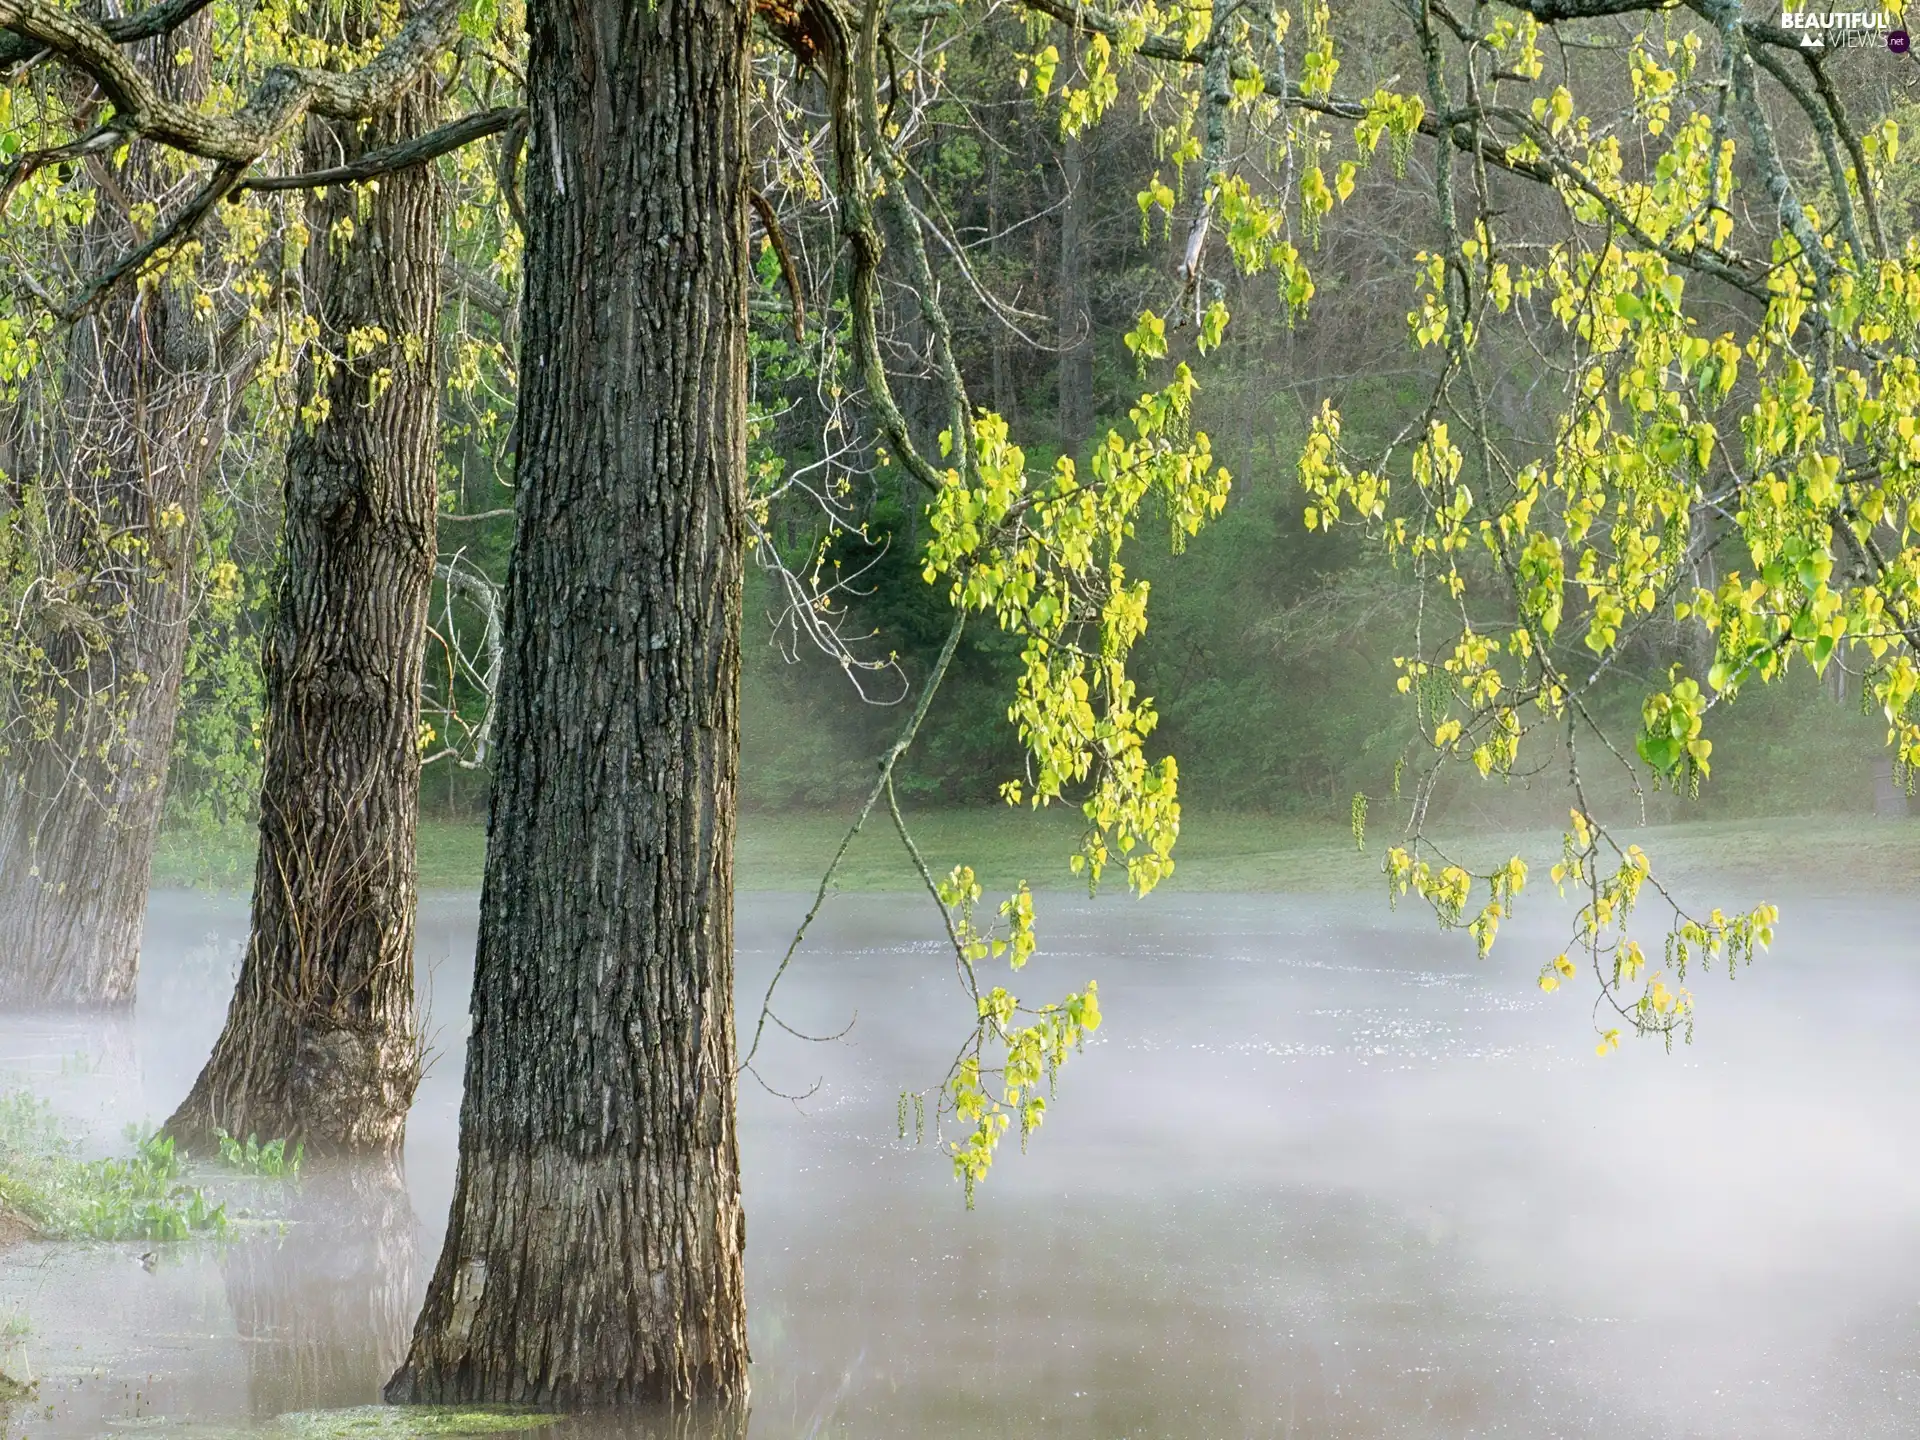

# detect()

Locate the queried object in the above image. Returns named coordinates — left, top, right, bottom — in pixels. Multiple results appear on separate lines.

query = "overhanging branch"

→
left=0, top=0, right=461, bottom=161
left=235, top=105, right=523, bottom=193
left=0, top=0, right=216, bottom=68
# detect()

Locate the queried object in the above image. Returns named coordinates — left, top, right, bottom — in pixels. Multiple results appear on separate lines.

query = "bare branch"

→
left=236, top=105, right=522, bottom=193
left=0, top=0, right=216, bottom=68
left=739, top=610, right=967, bottom=1078
left=0, top=0, right=461, bottom=161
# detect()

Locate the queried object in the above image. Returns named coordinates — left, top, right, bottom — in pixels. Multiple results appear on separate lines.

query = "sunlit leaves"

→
left=1248, top=9, right=1920, bottom=1052
left=1296, top=0, right=1338, bottom=99
left=1636, top=678, right=1711, bottom=789
left=928, top=867, right=1100, bottom=1207
left=1352, top=89, right=1425, bottom=177
left=922, top=358, right=1228, bottom=896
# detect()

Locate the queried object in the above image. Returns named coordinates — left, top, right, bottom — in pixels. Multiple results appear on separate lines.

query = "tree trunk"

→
left=0, top=20, right=230, bottom=1008
left=1056, top=128, right=1093, bottom=459
left=987, top=141, right=1015, bottom=423
left=166, top=50, right=443, bottom=1156
left=387, top=0, right=752, bottom=1408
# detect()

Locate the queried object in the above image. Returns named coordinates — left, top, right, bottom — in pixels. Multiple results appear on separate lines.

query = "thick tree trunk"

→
left=0, top=22, right=229, bottom=1008
left=0, top=592, right=195, bottom=1005
left=1056, top=129, right=1093, bottom=459
left=387, top=0, right=752, bottom=1408
left=166, top=55, right=442, bottom=1155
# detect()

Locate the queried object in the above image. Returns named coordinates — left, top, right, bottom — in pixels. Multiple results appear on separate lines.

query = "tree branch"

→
left=0, top=120, right=123, bottom=213
left=0, top=0, right=216, bottom=68
left=0, top=0, right=460, bottom=161
left=747, top=185, right=806, bottom=342
left=739, top=610, right=967, bottom=1078
left=55, top=160, right=246, bottom=321
left=235, top=105, right=522, bottom=193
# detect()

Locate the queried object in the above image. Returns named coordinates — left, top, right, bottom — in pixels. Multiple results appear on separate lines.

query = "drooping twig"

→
left=884, top=773, right=973, bottom=998
left=738, top=609, right=966, bottom=1078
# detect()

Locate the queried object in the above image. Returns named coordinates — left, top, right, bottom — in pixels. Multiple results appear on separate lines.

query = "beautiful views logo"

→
left=1776, top=7, right=1909, bottom=49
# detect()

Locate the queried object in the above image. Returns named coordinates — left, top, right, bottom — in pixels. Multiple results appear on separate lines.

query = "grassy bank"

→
left=154, top=808, right=1920, bottom=898
left=0, top=1093, right=230, bottom=1243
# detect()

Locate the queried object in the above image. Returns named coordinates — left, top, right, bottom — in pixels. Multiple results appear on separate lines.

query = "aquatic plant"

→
left=214, top=1128, right=304, bottom=1179
left=0, top=1093, right=226, bottom=1242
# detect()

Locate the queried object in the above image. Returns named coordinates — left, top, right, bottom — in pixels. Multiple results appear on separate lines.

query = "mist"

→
left=1, top=879, right=1914, bottom=1437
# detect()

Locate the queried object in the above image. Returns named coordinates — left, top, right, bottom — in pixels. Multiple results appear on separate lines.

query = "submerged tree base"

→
left=386, top=1147, right=749, bottom=1410
left=166, top=1008, right=419, bottom=1160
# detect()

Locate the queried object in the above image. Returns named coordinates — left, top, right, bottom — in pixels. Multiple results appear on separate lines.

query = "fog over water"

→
left=1, top=886, right=1916, bottom=1437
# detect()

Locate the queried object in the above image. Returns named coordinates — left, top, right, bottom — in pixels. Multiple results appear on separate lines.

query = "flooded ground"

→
left=0, top=885, right=1916, bottom=1438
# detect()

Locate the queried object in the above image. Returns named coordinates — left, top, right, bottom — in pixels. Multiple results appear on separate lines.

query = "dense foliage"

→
left=6, top=0, right=1918, bottom=1216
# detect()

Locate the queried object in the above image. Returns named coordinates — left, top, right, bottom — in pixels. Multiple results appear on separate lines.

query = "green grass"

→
left=154, top=808, right=1920, bottom=898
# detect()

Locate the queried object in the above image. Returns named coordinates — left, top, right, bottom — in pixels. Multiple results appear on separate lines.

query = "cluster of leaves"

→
left=900, top=236, right=1235, bottom=1196
left=214, top=1127, right=304, bottom=1178
left=1287, top=3, right=1916, bottom=1043
left=905, top=865, right=1101, bottom=1208
left=923, top=368, right=1230, bottom=894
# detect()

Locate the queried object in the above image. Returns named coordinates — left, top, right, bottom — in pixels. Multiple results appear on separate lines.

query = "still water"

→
left=0, top=887, right=1916, bottom=1438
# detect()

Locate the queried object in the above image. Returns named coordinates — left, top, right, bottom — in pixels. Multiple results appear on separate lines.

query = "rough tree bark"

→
left=0, top=17, right=232, bottom=1008
left=387, top=0, right=752, bottom=1407
left=166, top=32, right=442, bottom=1154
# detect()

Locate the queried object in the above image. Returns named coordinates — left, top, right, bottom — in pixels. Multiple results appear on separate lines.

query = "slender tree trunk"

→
left=1056, top=129, right=1093, bottom=459
left=987, top=142, right=1015, bottom=422
left=166, top=45, right=442, bottom=1153
left=0, top=21, right=229, bottom=1008
left=388, top=0, right=752, bottom=1407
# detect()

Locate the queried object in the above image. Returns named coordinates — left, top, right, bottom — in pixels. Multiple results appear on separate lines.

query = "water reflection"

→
left=221, top=1161, right=419, bottom=1418
left=535, top=1404, right=750, bottom=1439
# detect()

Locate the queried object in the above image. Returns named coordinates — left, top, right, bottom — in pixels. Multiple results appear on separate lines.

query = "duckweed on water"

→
left=272, top=1408, right=558, bottom=1437
left=124, top=1411, right=560, bottom=1439
left=0, top=1092, right=227, bottom=1242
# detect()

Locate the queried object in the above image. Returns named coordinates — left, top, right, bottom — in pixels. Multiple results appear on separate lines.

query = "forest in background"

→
left=146, top=1, right=1911, bottom=843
